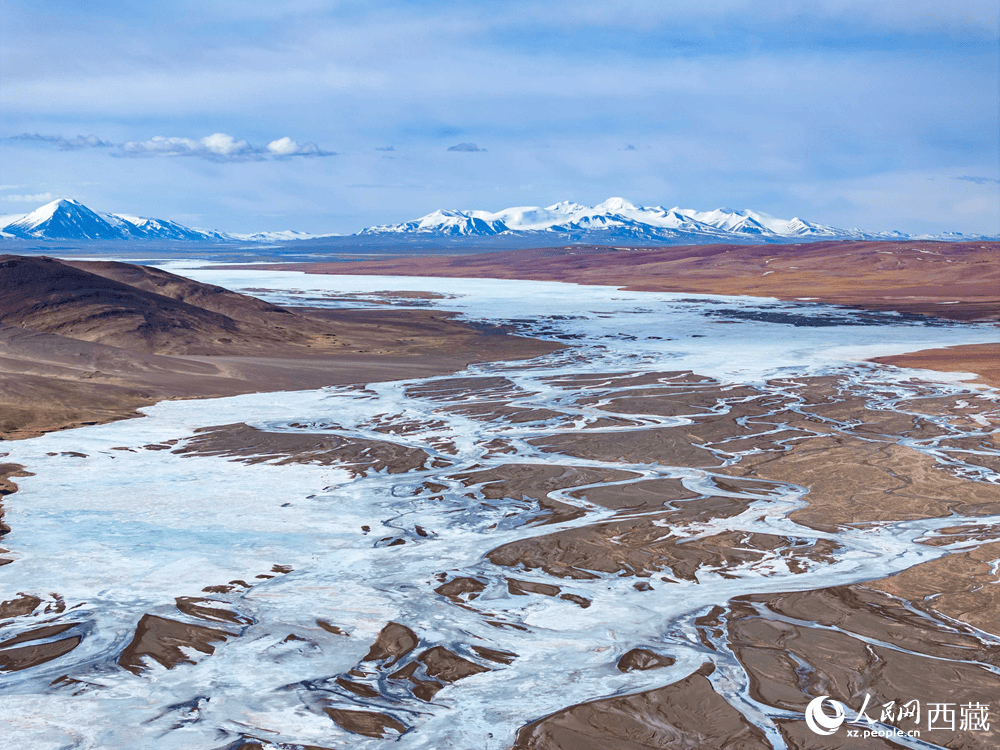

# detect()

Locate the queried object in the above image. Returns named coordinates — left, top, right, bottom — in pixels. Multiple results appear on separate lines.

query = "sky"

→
left=1, top=0, right=998, bottom=235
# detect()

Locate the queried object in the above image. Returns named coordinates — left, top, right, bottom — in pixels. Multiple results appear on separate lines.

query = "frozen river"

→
left=1, top=268, right=999, bottom=749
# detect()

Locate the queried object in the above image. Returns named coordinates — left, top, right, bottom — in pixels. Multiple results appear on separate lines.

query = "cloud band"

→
left=5, top=132, right=334, bottom=162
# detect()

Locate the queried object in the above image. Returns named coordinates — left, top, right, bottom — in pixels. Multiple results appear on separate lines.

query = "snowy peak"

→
left=545, top=200, right=587, bottom=214
left=593, top=196, right=638, bottom=213
left=1, top=198, right=230, bottom=242
left=28, top=198, right=83, bottom=222
left=5, top=199, right=125, bottom=241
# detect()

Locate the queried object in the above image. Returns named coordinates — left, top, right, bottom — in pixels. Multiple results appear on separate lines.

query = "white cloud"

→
left=266, top=137, right=333, bottom=157
left=266, top=137, right=300, bottom=155
left=116, top=133, right=334, bottom=161
left=2, top=192, right=58, bottom=202
left=4, top=129, right=336, bottom=163
left=200, top=132, right=254, bottom=156
left=120, top=133, right=258, bottom=160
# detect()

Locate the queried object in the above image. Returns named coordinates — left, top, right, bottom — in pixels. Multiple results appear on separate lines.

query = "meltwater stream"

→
left=1, top=271, right=999, bottom=749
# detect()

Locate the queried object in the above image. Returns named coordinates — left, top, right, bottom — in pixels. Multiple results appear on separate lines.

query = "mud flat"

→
left=467, top=371, right=1000, bottom=749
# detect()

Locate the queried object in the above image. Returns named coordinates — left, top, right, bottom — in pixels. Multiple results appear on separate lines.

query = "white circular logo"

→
left=805, top=695, right=846, bottom=735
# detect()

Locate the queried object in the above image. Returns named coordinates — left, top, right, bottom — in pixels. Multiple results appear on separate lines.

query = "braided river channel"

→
left=2, top=267, right=1000, bottom=749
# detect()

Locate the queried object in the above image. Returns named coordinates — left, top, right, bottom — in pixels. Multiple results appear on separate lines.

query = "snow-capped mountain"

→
left=1, top=199, right=231, bottom=242
left=1, top=196, right=985, bottom=246
left=0, top=198, right=340, bottom=243
left=4, top=199, right=128, bottom=241
left=359, top=197, right=911, bottom=243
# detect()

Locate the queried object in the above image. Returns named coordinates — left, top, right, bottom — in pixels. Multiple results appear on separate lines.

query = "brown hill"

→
left=59, top=259, right=297, bottom=326
left=0, top=255, right=320, bottom=355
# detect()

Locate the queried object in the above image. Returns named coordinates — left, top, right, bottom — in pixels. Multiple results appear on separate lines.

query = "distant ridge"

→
left=1, top=197, right=992, bottom=245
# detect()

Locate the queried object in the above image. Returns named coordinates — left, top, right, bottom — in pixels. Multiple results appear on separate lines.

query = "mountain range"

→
left=0, top=197, right=988, bottom=245
left=359, top=197, right=913, bottom=242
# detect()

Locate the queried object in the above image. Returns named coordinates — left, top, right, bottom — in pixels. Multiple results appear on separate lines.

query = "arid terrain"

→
left=263, top=239, right=1000, bottom=387
left=1, top=248, right=999, bottom=749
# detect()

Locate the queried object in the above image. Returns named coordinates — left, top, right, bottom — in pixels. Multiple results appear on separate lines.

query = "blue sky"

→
left=1, top=0, right=997, bottom=234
